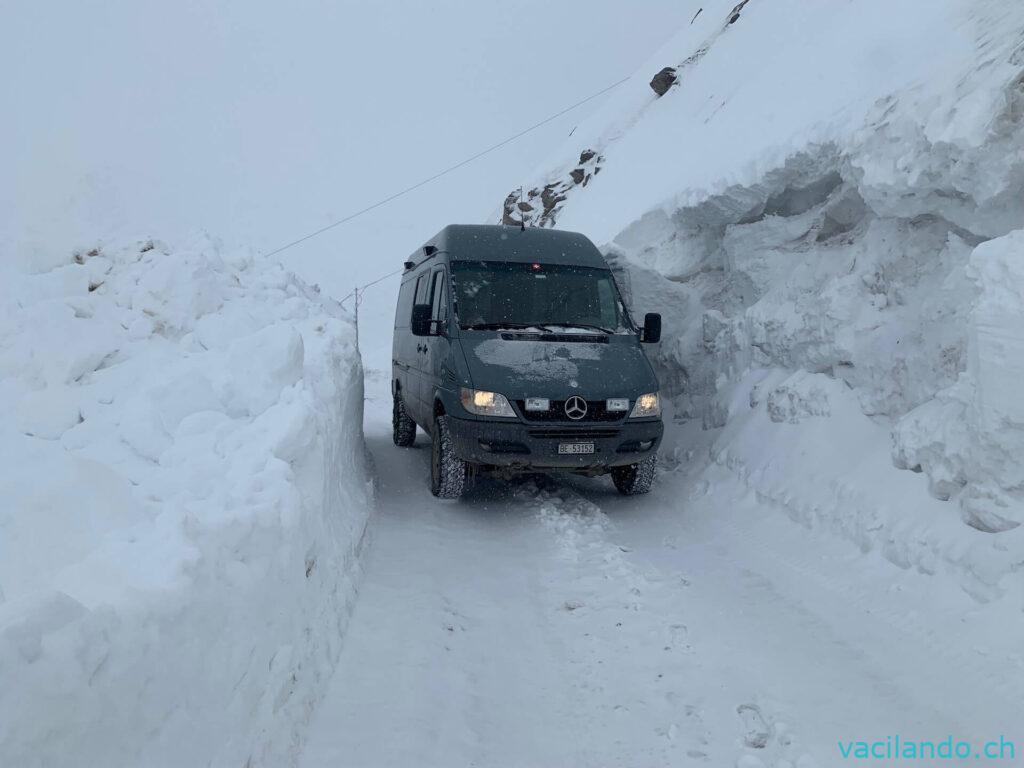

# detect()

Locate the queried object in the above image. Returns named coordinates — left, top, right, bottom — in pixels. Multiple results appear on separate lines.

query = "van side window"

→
left=412, top=273, right=429, bottom=322
left=430, top=269, right=447, bottom=324
left=394, top=279, right=415, bottom=329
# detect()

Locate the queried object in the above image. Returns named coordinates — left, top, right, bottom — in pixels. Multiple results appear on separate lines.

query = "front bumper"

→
left=446, top=415, right=663, bottom=470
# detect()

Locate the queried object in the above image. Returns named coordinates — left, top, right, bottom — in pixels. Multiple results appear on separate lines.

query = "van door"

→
left=392, top=276, right=418, bottom=417
left=400, top=271, right=431, bottom=424
left=421, top=265, right=451, bottom=419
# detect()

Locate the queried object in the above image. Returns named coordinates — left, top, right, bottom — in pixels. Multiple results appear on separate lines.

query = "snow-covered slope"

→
left=502, top=0, right=1024, bottom=597
left=0, top=238, right=371, bottom=767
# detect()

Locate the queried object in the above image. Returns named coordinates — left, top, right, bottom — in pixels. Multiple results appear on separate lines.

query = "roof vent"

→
left=403, top=259, right=415, bottom=270
left=423, top=245, right=437, bottom=256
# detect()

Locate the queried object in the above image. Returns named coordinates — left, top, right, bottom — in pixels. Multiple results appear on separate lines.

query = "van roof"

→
left=406, top=225, right=608, bottom=272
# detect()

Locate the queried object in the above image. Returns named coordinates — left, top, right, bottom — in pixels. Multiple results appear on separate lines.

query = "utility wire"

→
left=339, top=268, right=407, bottom=307
left=333, top=268, right=405, bottom=309
left=358, top=267, right=404, bottom=293
left=263, top=75, right=631, bottom=259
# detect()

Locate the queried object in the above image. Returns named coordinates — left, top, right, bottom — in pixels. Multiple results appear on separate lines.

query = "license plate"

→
left=558, top=442, right=595, bottom=455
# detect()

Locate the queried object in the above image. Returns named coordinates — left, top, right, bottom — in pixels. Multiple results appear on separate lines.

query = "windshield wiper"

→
left=462, top=322, right=554, bottom=332
left=547, top=322, right=615, bottom=334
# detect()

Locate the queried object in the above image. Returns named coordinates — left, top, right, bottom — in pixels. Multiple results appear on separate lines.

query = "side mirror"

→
left=411, top=304, right=433, bottom=336
left=641, top=312, right=661, bottom=344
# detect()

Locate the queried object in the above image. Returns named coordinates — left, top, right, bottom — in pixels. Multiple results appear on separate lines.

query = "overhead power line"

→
left=263, top=75, right=631, bottom=259
left=337, top=266, right=405, bottom=307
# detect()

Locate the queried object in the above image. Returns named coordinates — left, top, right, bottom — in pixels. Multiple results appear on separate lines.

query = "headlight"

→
left=460, top=388, right=516, bottom=418
left=629, top=392, right=661, bottom=418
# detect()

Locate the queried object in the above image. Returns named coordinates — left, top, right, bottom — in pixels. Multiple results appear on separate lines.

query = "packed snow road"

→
left=302, top=370, right=1022, bottom=768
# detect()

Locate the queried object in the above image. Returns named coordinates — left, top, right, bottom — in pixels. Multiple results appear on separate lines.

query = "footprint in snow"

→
left=737, top=703, right=771, bottom=749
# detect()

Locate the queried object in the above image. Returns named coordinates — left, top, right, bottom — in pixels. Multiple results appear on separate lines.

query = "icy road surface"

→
left=302, top=371, right=1022, bottom=768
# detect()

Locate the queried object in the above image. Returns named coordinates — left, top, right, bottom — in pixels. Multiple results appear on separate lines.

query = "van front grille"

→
left=516, top=399, right=625, bottom=423
left=527, top=428, right=620, bottom=440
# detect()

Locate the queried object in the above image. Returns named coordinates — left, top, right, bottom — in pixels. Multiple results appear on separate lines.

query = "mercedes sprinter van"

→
left=391, top=224, right=663, bottom=499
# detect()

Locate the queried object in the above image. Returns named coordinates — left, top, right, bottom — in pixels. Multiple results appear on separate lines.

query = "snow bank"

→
left=504, top=0, right=1024, bottom=597
left=894, top=230, right=1024, bottom=533
left=0, top=237, right=371, bottom=767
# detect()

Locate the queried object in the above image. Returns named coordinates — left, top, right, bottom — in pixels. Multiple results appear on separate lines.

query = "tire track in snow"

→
left=512, top=478, right=713, bottom=765
left=708, top=472, right=1024, bottom=737
left=515, top=477, right=821, bottom=767
left=614, top=454, right=1024, bottom=766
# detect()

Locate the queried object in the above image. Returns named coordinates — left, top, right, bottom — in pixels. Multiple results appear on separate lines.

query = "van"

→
left=392, top=224, right=663, bottom=499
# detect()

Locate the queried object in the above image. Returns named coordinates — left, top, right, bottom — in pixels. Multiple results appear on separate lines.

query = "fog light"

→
left=639, top=440, right=654, bottom=450
left=525, top=397, right=550, bottom=411
left=606, top=398, right=629, bottom=412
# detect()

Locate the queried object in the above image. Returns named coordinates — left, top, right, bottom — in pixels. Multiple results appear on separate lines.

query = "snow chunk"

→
left=967, top=230, right=1024, bottom=434
left=15, top=386, right=82, bottom=439
left=765, top=371, right=833, bottom=424
left=895, top=229, right=1024, bottom=532
left=217, top=324, right=305, bottom=417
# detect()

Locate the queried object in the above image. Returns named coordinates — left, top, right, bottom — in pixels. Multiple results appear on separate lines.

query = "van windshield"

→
left=451, top=261, right=630, bottom=332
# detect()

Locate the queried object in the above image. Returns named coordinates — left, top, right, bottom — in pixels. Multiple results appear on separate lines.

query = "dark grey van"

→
left=392, top=224, right=663, bottom=499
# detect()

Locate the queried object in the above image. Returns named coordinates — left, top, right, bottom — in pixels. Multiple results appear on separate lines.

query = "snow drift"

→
left=0, top=237, right=371, bottom=767
left=502, top=0, right=1024, bottom=598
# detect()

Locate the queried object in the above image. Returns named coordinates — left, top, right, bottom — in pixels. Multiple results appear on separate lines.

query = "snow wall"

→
left=501, top=0, right=1024, bottom=601
left=0, top=237, right=372, bottom=767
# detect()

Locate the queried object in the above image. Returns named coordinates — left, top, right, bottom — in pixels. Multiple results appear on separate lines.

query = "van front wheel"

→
left=431, top=414, right=468, bottom=499
left=611, top=455, right=656, bottom=495
left=393, top=392, right=416, bottom=447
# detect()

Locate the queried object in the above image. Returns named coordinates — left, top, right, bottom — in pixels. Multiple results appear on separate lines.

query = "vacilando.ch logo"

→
left=838, top=734, right=1015, bottom=761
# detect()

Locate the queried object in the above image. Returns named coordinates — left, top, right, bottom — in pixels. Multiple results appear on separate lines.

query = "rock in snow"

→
left=649, top=66, right=677, bottom=97
left=0, top=237, right=371, bottom=767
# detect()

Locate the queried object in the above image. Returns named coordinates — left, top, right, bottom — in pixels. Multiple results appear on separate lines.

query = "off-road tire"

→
left=612, top=455, right=657, bottom=495
left=431, top=414, right=468, bottom=499
left=392, top=392, right=416, bottom=447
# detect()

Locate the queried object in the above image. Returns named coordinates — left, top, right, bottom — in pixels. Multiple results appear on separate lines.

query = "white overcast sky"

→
left=4, top=1, right=694, bottom=366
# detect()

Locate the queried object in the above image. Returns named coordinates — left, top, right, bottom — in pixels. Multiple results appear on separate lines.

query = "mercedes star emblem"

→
left=564, top=396, right=588, bottom=420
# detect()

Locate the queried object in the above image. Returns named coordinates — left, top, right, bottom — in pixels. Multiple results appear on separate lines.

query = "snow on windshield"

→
left=452, top=261, right=627, bottom=331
